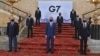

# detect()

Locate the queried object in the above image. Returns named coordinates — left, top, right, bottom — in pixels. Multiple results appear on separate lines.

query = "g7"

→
left=49, top=5, right=61, bottom=13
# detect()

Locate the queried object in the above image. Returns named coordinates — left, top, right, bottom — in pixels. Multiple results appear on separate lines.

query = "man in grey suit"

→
left=7, top=17, right=19, bottom=52
left=45, top=17, right=56, bottom=54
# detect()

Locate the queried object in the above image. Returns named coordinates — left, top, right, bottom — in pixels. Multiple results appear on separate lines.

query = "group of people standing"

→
left=6, top=7, right=41, bottom=52
left=70, top=9, right=91, bottom=55
left=25, top=8, right=64, bottom=54
left=7, top=7, right=64, bottom=53
left=26, top=14, right=64, bottom=54
left=26, top=7, right=41, bottom=38
left=6, top=7, right=91, bottom=55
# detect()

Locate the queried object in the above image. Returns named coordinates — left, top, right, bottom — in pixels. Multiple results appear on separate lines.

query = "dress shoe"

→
left=14, top=50, right=17, bottom=52
left=80, top=52, right=84, bottom=55
left=27, top=36, right=29, bottom=38
left=84, top=53, right=87, bottom=55
left=46, top=50, right=50, bottom=53
left=8, top=50, right=12, bottom=52
left=78, top=50, right=84, bottom=55
left=51, top=51, right=54, bottom=54
left=31, top=35, right=33, bottom=37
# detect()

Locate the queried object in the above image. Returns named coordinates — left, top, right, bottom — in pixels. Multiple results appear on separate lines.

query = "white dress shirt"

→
left=83, top=23, right=87, bottom=28
left=50, top=22, right=53, bottom=26
left=11, top=22, right=14, bottom=25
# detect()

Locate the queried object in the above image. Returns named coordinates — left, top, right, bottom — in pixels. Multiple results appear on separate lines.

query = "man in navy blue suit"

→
left=7, top=17, right=19, bottom=52
left=57, top=13, right=63, bottom=33
left=45, top=17, right=56, bottom=54
left=79, top=19, right=90, bottom=55
left=26, top=14, right=34, bottom=38
left=70, top=9, right=77, bottom=26
left=35, top=7, right=41, bottom=26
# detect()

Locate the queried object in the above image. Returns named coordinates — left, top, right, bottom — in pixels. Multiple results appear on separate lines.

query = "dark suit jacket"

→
left=88, top=18, right=92, bottom=25
left=70, top=11, right=76, bottom=20
left=74, top=18, right=82, bottom=29
left=57, top=16, right=63, bottom=23
left=35, top=10, right=41, bottom=19
left=79, top=23, right=90, bottom=39
left=7, top=22, right=19, bottom=37
left=45, top=22, right=56, bottom=38
left=88, top=18, right=92, bottom=29
left=26, top=17, right=34, bottom=27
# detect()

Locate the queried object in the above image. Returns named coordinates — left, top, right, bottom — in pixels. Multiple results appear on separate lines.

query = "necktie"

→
left=83, top=23, right=86, bottom=28
left=29, top=17, right=31, bottom=19
left=50, top=22, right=52, bottom=26
left=72, top=11, right=74, bottom=14
left=11, top=22, right=14, bottom=26
left=77, top=18, right=79, bottom=21
left=59, top=16, right=61, bottom=19
left=37, top=10, right=39, bottom=13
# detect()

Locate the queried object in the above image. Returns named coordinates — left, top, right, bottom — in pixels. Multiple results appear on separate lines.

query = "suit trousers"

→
left=80, top=38, right=87, bottom=54
left=71, top=19, right=74, bottom=26
left=9, top=36, right=17, bottom=51
left=27, top=26, right=33, bottom=37
left=36, top=18, right=40, bottom=26
left=47, top=37, right=54, bottom=52
left=75, top=28, right=79, bottom=39
left=58, top=23, right=62, bottom=33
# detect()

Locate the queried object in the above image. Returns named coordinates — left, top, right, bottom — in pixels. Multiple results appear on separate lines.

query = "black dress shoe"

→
left=80, top=52, right=84, bottom=55
left=77, top=50, right=81, bottom=52
left=78, top=50, right=83, bottom=54
left=51, top=51, right=54, bottom=54
left=14, top=50, right=17, bottom=52
left=31, top=35, right=33, bottom=37
left=84, top=53, right=87, bottom=55
left=8, top=50, right=12, bottom=52
left=27, top=36, right=29, bottom=38
left=35, top=25, right=37, bottom=26
left=46, top=50, right=50, bottom=53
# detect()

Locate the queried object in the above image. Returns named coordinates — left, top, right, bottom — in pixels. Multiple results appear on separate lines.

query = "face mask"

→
left=29, top=15, right=31, bottom=17
left=50, top=19, right=53, bottom=22
left=83, top=20, right=86, bottom=22
left=11, top=19, right=14, bottom=22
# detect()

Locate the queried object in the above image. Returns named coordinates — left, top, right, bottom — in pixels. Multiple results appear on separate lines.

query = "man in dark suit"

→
left=7, top=18, right=19, bottom=52
left=88, top=17, right=92, bottom=32
left=70, top=9, right=77, bottom=26
left=45, top=17, right=56, bottom=54
left=35, top=7, right=41, bottom=26
left=74, top=15, right=82, bottom=39
left=26, top=14, right=34, bottom=38
left=57, top=13, right=63, bottom=33
left=18, top=15, right=22, bottom=23
left=79, top=20, right=90, bottom=55
left=88, top=17, right=92, bottom=25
